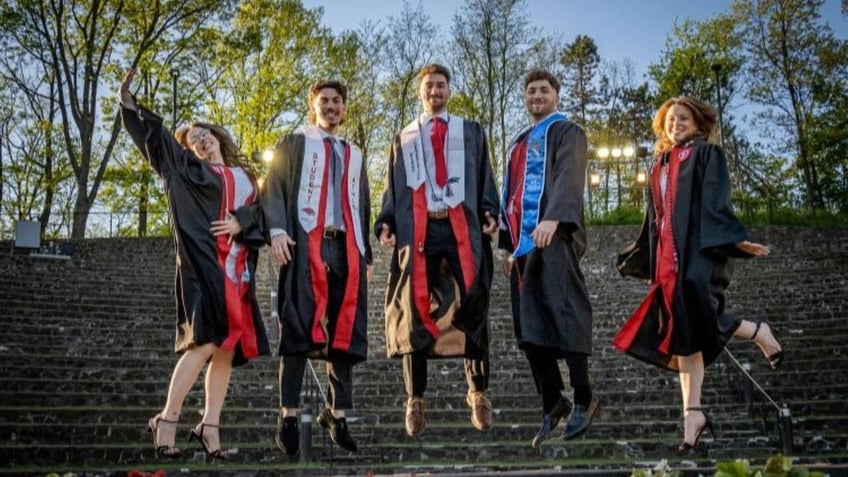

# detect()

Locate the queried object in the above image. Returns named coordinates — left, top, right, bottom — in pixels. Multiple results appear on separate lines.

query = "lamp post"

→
left=711, top=63, right=724, bottom=148
left=597, top=144, right=641, bottom=213
left=586, top=162, right=601, bottom=219
left=597, top=147, right=610, bottom=213
left=169, top=68, right=179, bottom=132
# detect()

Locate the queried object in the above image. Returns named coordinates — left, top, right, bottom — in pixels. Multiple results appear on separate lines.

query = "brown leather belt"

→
left=427, top=210, right=450, bottom=220
left=322, top=227, right=345, bottom=239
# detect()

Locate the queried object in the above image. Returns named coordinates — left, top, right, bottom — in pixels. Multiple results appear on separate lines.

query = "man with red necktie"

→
left=376, top=63, right=500, bottom=438
left=263, top=80, right=372, bottom=455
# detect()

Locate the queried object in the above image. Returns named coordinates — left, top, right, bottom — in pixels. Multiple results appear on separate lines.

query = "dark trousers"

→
left=525, top=346, right=592, bottom=413
left=403, top=350, right=489, bottom=397
left=403, top=218, right=489, bottom=397
left=279, top=234, right=354, bottom=410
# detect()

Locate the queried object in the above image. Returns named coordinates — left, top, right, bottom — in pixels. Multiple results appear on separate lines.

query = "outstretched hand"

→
left=736, top=240, right=770, bottom=257
left=118, top=68, right=138, bottom=111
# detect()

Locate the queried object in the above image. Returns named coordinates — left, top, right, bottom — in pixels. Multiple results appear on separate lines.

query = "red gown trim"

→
left=505, top=138, right=528, bottom=288
left=331, top=145, right=363, bottom=351
left=210, top=165, right=260, bottom=358
left=411, top=187, right=441, bottom=338
left=613, top=147, right=688, bottom=355
left=307, top=142, right=332, bottom=345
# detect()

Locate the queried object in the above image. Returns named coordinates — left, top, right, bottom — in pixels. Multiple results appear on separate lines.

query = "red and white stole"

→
left=297, top=126, right=365, bottom=350
left=398, top=116, right=475, bottom=339
left=209, top=164, right=260, bottom=358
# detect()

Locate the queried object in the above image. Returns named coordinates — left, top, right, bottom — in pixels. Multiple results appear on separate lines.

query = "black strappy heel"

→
left=188, top=422, right=230, bottom=460
left=147, top=413, right=182, bottom=458
left=751, top=321, right=784, bottom=369
left=677, top=407, right=715, bottom=454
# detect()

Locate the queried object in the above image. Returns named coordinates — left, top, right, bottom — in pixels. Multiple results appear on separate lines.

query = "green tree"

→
left=0, top=0, right=229, bottom=238
left=211, top=0, right=331, bottom=160
left=560, top=34, right=600, bottom=127
left=381, top=1, right=438, bottom=140
left=733, top=0, right=846, bottom=214
left=325, top=23, right=391, bottom=216
left=451, top=0, right=543, bottom=176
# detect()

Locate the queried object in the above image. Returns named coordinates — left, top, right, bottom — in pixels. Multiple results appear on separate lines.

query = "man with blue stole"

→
left=376, top=63, right=500, bottom=437
left=263, top=80, right=371, bottom=455
left=499, top=69, right=598, bottom=448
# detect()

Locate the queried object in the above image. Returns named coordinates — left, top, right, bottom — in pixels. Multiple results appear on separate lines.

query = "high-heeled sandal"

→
left=147, top=413, right=182, bottom=458
left=188, top=422, right=230, bottom=460
left=751, top=321, right=784, bottom=369
left=677, top=407, right=715, bottom=454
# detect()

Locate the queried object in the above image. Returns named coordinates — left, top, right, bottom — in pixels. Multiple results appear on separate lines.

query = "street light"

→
left=262, top=149, right=274, bottom=163
left=595, top=143, right=640, bottom=213
left=711, top=63, right=724, bottom=148
left=169, top=68, right=179, bottom=132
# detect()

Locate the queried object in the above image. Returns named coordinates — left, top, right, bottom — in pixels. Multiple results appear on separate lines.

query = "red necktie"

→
left=430, top=117, right=447, bottom=187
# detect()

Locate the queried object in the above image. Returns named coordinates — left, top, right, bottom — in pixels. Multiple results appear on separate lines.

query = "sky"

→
left=302, top=0, right=848, bottom=82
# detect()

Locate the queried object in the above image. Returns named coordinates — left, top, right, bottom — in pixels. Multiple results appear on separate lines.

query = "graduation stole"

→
left=399, top=115, right=474, bottom=339
left=502, top=112, right=567, bottom=258
left=612, top=146, right=691, bottom=355
left=209, top=164, right=260, bottom=359
left=297, top=126, right=365, bottom=350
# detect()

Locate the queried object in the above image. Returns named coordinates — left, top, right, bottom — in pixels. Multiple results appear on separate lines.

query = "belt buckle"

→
left=323, top=228, right=338, bottom=239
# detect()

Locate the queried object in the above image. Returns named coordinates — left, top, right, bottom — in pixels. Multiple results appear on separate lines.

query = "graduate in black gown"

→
left=376, top=64, right=500, bottom=437
left=499, top=69, right=598, bottom=448
left=119, top=68, right=269, bottom=460
left=262, top=80, right=371, bottom=455
left=614, top=96, right=783, bottom=453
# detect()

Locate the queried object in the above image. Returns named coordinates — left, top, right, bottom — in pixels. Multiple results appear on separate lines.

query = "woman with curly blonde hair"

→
left=615, top=96, right=783, bottom=453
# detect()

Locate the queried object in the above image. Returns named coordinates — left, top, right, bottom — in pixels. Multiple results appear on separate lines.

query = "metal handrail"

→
left=722, top=349, right=793, bottom=455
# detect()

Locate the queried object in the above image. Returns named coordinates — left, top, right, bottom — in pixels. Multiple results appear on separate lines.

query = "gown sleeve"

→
left=698, top=144, right=752, bottom=259
left=543, top=123, right=588, bottom=235
left=261, top=136, right=296, bottom=239
left=374, top=136, right=400, bottom=237
left=120, top=101, right=193, bottom=180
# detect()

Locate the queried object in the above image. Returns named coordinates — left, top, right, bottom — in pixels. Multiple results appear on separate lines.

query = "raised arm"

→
left=118, top=68, right=187, bottom=179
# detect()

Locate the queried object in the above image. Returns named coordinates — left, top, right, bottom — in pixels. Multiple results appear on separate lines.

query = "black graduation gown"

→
left=262, top=132, right=371, bottom=363
left=376, top=119, right=499, bottom=359
left=498, top=120, right=593, bottom=356
left=615, top=140, right=753, bottom=372
left=121, top=104, right=269, bottom=367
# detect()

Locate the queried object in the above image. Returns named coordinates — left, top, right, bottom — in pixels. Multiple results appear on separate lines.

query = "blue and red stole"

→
left=502, top=112, right=567, bottom=258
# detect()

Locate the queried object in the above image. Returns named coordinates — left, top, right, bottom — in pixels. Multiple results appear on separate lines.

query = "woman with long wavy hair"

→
left=118, top=68, right=269, bottom=460
left=615, top=96, right=783, bottom=453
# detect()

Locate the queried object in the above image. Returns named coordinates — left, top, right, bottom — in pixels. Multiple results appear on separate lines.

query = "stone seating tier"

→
left=1, top=226, right=847, bottom=475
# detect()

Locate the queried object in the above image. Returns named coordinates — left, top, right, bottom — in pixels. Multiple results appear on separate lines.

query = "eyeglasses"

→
left=187, top=129, right=212, bottom=147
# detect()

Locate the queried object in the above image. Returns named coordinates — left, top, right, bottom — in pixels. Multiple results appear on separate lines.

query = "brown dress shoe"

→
left=466, top=390, right=493, bottom=431
left=405, top=397, right=427, bottom=437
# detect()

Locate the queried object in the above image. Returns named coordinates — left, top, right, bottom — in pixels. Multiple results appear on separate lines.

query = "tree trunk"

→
left=71, top=193, right=92, bottom=239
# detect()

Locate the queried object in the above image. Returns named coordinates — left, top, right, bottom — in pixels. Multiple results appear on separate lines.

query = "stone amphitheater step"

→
left=1, top=226, right=847, bottom=475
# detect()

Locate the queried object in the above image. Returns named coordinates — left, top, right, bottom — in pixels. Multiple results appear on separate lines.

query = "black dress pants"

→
left=279, top=233, right=355, bottom=410
left=525, top=346, right=592, bottom=413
